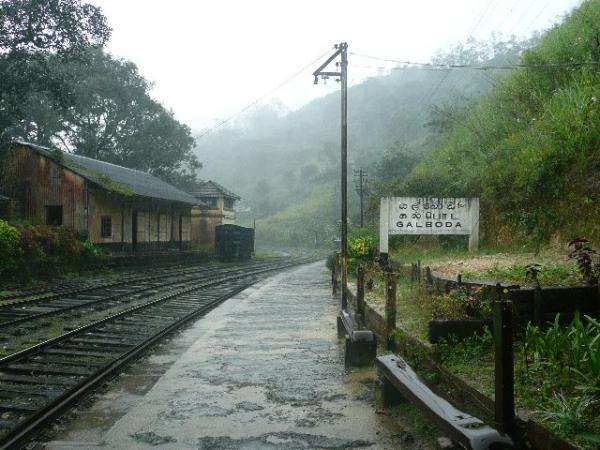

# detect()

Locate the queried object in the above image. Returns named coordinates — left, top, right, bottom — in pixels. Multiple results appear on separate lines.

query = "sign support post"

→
left=379, top=197, right=390, bottom=266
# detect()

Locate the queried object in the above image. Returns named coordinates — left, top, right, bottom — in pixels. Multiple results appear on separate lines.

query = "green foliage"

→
left=347, top=227, right=377, bottom=273
left=62, top=48, right=200, bottom=188
left=436, top=326, right=494, bottom=364
left=0, top=0, right=111, bottom=146
left=520, top=315, right=600, bottom=447
left=463, top=262, right=580, bottom=286
left=431, top=287, right=492, bottom=320
left=4, top=224, right=106, bottom=280
left=253, top=182, right=338, bottom=248
left=0, top=0, right=111, bottom=54
left=525, top=313, right=600, bottom=387
left=399, top=0, right=600, bottom=246
left=537, top=393, right=599, bottom=437
left=0, top=219, right=21, bottom=275
left=0, top=2, right=199, bottom=189
left=197, top=36, right=527, bottom=248
left=95, top=173, right=133, bottom=196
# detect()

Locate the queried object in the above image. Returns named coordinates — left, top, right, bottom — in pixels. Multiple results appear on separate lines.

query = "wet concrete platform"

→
left=42, top=262, right=420, bottom=449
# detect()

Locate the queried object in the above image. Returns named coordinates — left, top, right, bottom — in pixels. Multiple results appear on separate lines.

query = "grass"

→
left=351, top=259, right=600, bottom=449
left=386, top=243, right=581, bottom=287
left=461, top=262, right=580, bottom=287
left=48, top=320, right=64, bottom=338
left=357, top=267, right=432, bottom=342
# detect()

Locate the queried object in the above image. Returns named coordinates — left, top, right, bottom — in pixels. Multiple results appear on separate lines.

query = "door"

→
left=178, top=215, right=183, bottom=249
left=132, top=211, right=138, bottom=251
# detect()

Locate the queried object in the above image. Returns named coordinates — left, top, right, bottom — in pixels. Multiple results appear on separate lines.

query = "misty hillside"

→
left=194, top=37, right=529, bottom=246
left=397, top=0, right=600, bottom=248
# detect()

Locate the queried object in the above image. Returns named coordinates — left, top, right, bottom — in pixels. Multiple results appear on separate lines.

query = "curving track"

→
left=0, top=256, right=314, bottom=449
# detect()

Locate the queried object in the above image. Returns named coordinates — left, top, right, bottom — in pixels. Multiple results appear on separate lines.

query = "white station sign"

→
left=379, top=197, right=479, bottom=252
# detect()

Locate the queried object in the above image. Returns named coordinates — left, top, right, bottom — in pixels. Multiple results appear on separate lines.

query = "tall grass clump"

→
left=403, top=0, right=600, bottom=248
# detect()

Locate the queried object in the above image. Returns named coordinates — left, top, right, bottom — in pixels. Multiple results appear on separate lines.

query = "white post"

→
left=379, top=197, right=389, bottom=255
left=468, top=198, right=480, bottom=253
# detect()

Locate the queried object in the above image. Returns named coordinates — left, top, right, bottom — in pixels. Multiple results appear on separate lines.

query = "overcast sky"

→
left=89, top=0, right=582, bottom=133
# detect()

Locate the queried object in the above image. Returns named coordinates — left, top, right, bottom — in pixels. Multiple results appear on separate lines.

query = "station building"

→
left=189, top=180, right=240, bottom=247
left=0, top=141, right=199, bottom=252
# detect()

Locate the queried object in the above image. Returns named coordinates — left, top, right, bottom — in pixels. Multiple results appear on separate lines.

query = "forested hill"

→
left=194, top=36, right=529, bottom=246
left=398, top=0, right=600, bottom=249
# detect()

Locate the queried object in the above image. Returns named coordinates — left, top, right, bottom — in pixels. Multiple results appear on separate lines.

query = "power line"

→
left=468, top=0, right=498, bottom=36
left=349, top=53, right=600, bottom=70
left=196, top=48, right=332, bottom=140
left=508, top=0, right=541, bottom=34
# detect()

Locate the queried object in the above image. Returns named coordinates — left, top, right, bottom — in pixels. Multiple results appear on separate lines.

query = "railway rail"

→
left=0, top=256, right=313, bottom=449
left=0, top=257, right=286, bottom=306
left=0, top=259, right=288, bottom=328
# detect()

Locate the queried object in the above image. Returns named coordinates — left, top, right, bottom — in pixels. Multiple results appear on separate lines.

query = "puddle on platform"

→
left=42, top=263, right=434, bottom=450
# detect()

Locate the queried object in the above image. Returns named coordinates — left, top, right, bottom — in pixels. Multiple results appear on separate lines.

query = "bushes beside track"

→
left=0, top=219, right=106, bottom=281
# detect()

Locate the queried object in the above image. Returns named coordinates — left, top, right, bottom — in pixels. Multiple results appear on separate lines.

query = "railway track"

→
left=0, top=256, right=313, bottom=449
left=0, top=257, right=277, bottom=306
left=0, top=259, right=286, bottom=328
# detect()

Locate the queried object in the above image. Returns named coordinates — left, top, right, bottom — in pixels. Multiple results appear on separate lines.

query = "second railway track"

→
left=0, top=256, right=314, bottom=449
left=0, top=258, right=294, bottom=327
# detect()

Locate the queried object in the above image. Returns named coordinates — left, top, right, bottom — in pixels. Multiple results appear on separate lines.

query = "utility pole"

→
left=354, top=168, right=368, bottom=228
left=313, top=42, right=348, bottom=310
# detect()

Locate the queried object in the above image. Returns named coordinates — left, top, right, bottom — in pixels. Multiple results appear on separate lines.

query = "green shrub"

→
left=0, top=219, right=21, bottom=275
left=431, top=286, right=492, bottom=320
left=436, top=326, right=494, bottom=364
left=14, top=224, right=104, bottom=279
left=525, top=313, right=600, bottom=385
left=347, top=228, right=377, bottom=274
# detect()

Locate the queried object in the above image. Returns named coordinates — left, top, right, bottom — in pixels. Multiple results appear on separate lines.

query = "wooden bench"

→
left=376, top=354, right=513, bottom=450
left=337, top=310, right=376, bottom=367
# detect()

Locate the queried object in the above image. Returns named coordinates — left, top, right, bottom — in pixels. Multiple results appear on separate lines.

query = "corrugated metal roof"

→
left=14, top=141, right=200, bottom=205
left=189, top=180, right=240, bottom=200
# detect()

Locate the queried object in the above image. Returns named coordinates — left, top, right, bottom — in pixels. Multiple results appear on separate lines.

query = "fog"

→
left=89, top=0, right=581, bottom=131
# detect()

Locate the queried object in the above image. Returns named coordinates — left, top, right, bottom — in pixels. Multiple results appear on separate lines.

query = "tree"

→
left=56, top=49, right=199, bottom=187
left=0, top=2, right=199, bottom=188
left=0, top=0, right=111, bottom=146
left=373, top=142, right=419, bottom=183
left=0, top=0, right=110, bottom=54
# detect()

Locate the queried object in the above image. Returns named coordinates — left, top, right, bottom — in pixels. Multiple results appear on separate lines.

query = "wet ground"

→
left=41, top=262, right=428, bottom=450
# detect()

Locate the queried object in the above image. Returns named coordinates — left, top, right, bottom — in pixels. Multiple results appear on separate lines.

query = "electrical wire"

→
left=196, top=48, right=333, bottom=140
left=349, top=53, right=600, bottom=70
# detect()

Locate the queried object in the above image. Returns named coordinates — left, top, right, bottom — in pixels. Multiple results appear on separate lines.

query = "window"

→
left=201, top=197, right=218, bottom=208
left=46, top=205, right=63, bottom=226
left=224, top=198, right=235, bottom=210
left=101, top=216, right=112, bottom=238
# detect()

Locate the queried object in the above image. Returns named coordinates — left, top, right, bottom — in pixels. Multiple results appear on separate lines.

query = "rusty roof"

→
left=189, top=180, right=240, bottom=200
left=14, top=141, right=200, bottom=206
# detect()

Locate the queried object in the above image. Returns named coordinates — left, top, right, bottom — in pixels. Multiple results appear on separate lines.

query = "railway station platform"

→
left=42, top=262, right=410, bottom=449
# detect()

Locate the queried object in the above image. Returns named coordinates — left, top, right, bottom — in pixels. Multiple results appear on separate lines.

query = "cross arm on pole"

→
left=313, top=48, right=342, bottom=77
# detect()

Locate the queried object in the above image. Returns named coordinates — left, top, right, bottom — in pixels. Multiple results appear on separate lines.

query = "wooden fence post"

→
left=332, top=260, right=338, bottom=295
left=425, top=266, right=434, bottom=289
left=385, top=272, right=397, bottom=349
left=533, top=286, right=542, bottom=325
left=417, top=260, right=421, bottom=284
left=357, top=265, right=365, bottom=317
left=494, top=298, right=515, bottom=434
